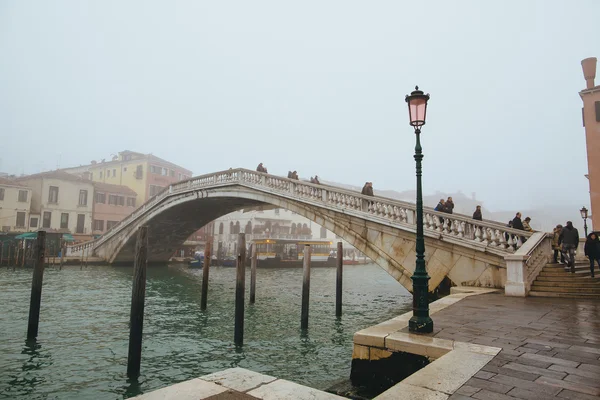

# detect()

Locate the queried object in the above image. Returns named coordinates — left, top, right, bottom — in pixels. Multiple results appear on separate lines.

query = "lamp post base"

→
left=408, top=316, right=433, bottom=333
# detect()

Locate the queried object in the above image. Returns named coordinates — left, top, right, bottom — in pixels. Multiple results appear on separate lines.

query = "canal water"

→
left=0, top=263, right=411, bottom=399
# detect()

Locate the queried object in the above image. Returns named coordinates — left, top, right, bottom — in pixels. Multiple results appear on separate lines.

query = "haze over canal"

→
left=0, top=263, right=411, bottom=399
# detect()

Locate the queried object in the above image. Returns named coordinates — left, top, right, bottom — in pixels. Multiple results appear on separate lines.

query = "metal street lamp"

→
left=580, top=206, right=589, bottom=237
left=405, top=86, right=433, bottom=333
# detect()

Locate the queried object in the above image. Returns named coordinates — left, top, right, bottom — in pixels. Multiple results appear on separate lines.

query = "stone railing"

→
left=69, top=168, right=535, bottom=258
left=504, top=232, right=551, bottom=296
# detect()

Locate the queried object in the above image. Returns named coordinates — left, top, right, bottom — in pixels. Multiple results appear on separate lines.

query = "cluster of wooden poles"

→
left=24, top=227, right=345, bottom=380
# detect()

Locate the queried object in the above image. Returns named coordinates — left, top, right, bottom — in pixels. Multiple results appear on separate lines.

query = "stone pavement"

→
left=430, top=293, right=600, bottom=400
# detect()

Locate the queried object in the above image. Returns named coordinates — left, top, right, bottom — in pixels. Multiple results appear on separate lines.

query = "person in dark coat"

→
left=559, top=221, right=580, bottom=273
left=472, top=206, right=482, bottom=221
left=365, top=182, right=374, bottom=196
left=313, top=175, right=320, bottom=184
left=361, top=182, right=369, bottom=195
left=257, top=163, right=267, bottom=173
left=443, top=197, right=454, bottom=214
left=512, top=212, right=524, bottom=230
left=584, top=232, right=600, bottom=278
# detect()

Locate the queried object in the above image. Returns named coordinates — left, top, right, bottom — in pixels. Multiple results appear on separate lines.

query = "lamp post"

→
left=580, top=206, right=589, bottom=237
left=406, top=86, right=433, bottom=333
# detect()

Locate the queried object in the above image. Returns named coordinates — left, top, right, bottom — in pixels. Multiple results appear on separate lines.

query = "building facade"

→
left=209, top=207, right=352, bottom=259
left=62, top=150, right=192, bottom=202
left=17, top=171, right=94, bottom=238
left=0, top=178, right=32, bottom=233
left=92, top=182, right=138, bottom=234
left=580, top=57, right=600, bottom=230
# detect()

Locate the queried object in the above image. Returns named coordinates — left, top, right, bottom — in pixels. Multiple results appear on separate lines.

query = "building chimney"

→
left=582, top=57, right=597, bottom=89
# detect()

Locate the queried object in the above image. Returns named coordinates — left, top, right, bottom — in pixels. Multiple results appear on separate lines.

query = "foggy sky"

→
left=1, top=1, right=597, bottom=212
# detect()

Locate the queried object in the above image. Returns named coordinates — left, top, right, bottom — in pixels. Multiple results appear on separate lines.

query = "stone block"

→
left=385, top=332, right=453, bottom=359
left=370, top=348, right=393, bottom=361
left=354, top=327, right=391, bottom=347
left=200, top=367, right=277, bottom=393
left=247, top=379, right=346, bottom=399
left=373, top=382, right=449, bottom=400
left=133, top=378, right=228, bottom=399
left=402, top=350, right=495, bottom=395
left=352, top=344, right=370, bottom=360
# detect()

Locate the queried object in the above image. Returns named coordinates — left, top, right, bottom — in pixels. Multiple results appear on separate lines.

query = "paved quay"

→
left=430, top=293, right=600, bottom=400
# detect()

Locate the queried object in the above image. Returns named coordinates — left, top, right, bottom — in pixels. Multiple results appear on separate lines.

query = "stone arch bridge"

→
left=70, top=168, right=549, bottom=295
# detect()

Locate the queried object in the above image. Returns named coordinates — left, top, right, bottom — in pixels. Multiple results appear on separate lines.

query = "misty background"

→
left=1, top=1, right=598, bottom=232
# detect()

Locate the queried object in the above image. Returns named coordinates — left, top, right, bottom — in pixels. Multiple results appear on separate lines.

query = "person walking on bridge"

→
left=584, top=232, right=600, bottom=278
left=523, top=217, right=534, bottom=232
left=257, top=163, right=268, bottom=173
left=552, top=225, right=565, bottom=264
left=443, top=197, right=454, bottom=214
left=559, top=221, right=580, bottom=273
left=313, top=175, right=320, bottom=185
left=472, top=206, right=482, bottom=221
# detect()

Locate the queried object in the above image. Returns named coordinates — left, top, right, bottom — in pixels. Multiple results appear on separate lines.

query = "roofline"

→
left=579, top=86, right=600, bottom=96
left=62, top=153, right=192, bottom=175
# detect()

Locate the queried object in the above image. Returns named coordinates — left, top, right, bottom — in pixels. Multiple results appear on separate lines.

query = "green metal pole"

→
left=409, top=128, right=433, bottom=333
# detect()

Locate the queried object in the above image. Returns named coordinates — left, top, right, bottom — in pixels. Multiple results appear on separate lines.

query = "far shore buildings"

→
left=62, top=150, right=193, bottom=201
left=16, top=171, right=95, bottom=240
left=581, top=57, right=600, bottom=230
left=0, top=178, right=32, bottom=233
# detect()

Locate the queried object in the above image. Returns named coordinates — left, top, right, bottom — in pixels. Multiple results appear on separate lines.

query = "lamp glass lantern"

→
left=406, top=86, right=430, bottom=128
left=580, top=207, right=588, bottom=220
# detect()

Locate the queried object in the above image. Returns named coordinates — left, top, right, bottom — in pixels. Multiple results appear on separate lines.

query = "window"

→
left=60, top=213, right=69, bottom=229
left=48, top=186, right=59, bottom=203
left=100, top=171, right=103, bottom=179
left=93, top=219, right=104, bottom=231
left=95, top=192, right=106, bottom=204
left=106, top=220, right=119, bottom=229
left=79, top=190, right=88, bottom=206
left=90, top=172, right=93, bottom=180
left=30, top=217, right=38, bottom=228
left=219, top=222, right=224, bottom=234
left=2, top=226, right=9, bottom=232
left=126, top=197, right=136, bottom=207
left=42, top=212, right=51, bottom=228
left=150, top=165, right=161, bottom=174
left=123, top=167, right=127, bottom=172
left=112, top=169, right=116, bottom=176
left=108, top=194, right=125, bottom=206
left=135, top=165, right=143, bottom=179
left=123, top=154, right=132, bottom=161
left=170, top=169, right=175, bottom=177
left=149, top=185, right=164, bottom=197
left=178, top=173, right=182, bottom=180
left=18, top=190, right=28, bottom=202
left=162, top=167, right=168, bottom=176
left=0, top=188, right=4, bottom=201
left=320, top=226, right=327, bottom=239
left=106, top=169, right=111, bottom=177
left=16, top=212, right=26, bottom=228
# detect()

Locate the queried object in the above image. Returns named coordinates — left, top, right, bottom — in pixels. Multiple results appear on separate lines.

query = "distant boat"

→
left=189, top=251, right=204, bottom=268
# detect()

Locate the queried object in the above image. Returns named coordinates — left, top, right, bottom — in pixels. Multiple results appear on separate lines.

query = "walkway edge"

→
left=352, top=287, right=503, bottom=400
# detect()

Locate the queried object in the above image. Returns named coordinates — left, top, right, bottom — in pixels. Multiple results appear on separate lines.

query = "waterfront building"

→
left=0, top=178, right=32, bottom=233
left=91, top=182, right=138, bottom=234
left=210, top=207, right=356, bottom=259
left=581, top=57, right=600, bottom=230
left=16, top=171, right=94, bottom=240
left=62, top=150, right=192, bottom=202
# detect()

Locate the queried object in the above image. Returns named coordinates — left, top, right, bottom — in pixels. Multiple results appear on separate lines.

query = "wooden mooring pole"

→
left=127, top=226, right=148, bottom=379
left=336, top=242, right=343, bottom=318
left=60, top=243, right=65, bottom=271
left=200, top=240, right=211, bottom=311
left=0, top=241, right=3, bottom=266
left=301, top=245, right=311, bottom=330
left=234, top=233, right=246, bottom=346
left=27, top=231, right=46, bottom=341
left=249, top=243, right=257, bottom=304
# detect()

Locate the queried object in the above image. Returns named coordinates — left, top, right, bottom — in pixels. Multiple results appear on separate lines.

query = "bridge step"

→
left=535, top=275, right=600, bottom=282
left=529, top=291, right=600, bottom=299
left=543, top=265, right=590, bottom=271
left=531, top=281, right=600, bottom=289
left=531, top=286, right=600, bottom=296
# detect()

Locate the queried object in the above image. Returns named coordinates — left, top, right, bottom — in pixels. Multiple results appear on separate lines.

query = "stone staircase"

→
left=529, top=262, right=600, bottom=298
